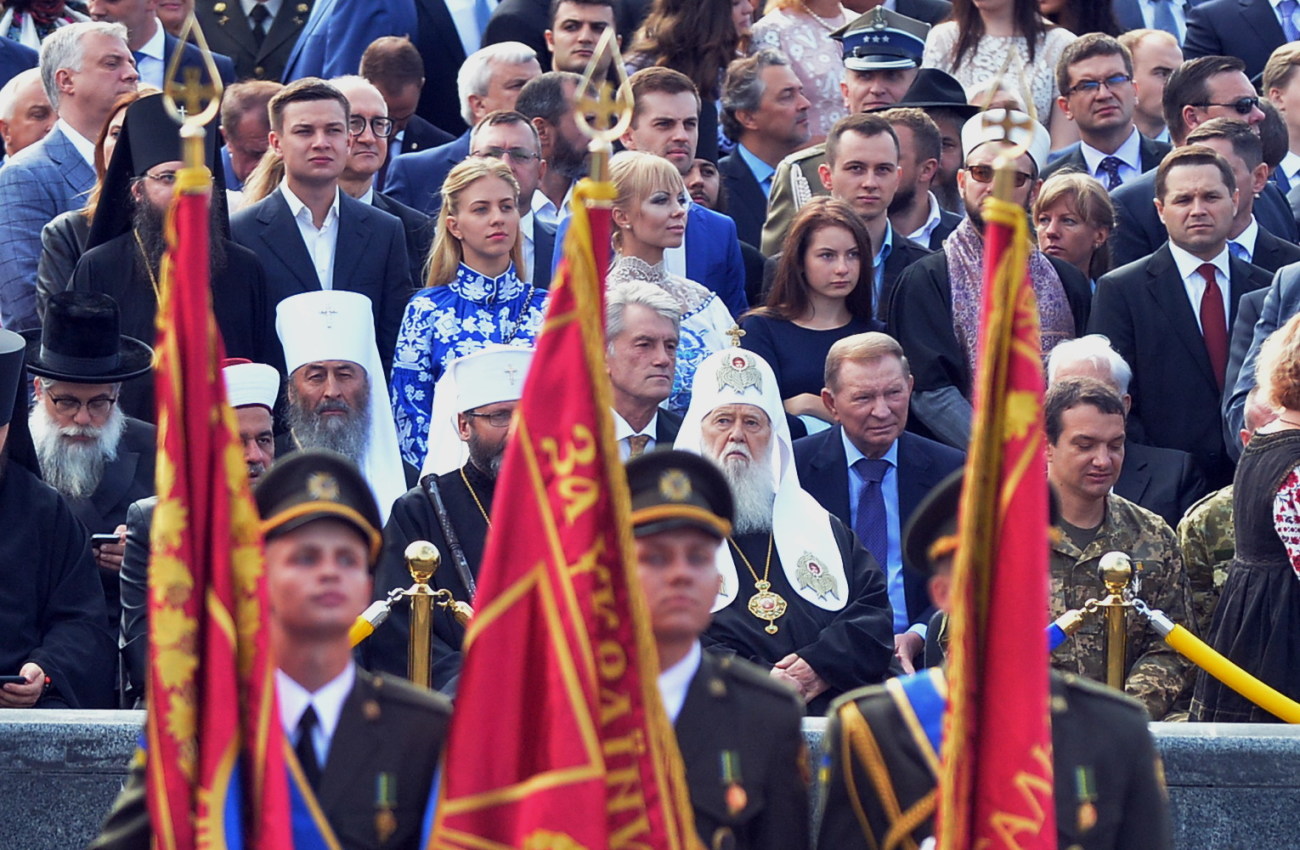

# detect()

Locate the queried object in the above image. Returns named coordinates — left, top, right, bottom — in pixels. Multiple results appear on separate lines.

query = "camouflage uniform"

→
left=1176, top=484, right=1234, bottom=635
left=760, top=145, right=829, bottom=255
left=1049, top=493, right=1196, bottom=720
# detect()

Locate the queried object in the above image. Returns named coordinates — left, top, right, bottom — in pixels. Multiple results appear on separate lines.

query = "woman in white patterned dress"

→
left=751, top=0, right=850, bottom=144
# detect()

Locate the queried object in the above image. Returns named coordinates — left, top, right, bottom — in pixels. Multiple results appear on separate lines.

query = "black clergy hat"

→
left=626, top=450, right=734, bottom=539
left=873, top=68, right=980, bottom=119
left=21, top=292, right=153, bottom=383
left=254, top=448, right=383, bottom=566
left=0, top=329, right=26, bottom=427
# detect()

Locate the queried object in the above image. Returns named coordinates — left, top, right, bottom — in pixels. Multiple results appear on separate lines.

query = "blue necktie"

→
left=1229, top=241, right=1249, bottom=263
left=1150, top=0, right=1180, bottom=39
left=1281, top=0, right=1300, bottom=42
left=853, top=458, right=890, bottom=569
left=474, top=0, right=493, bottom=36
left=1098, top=156, right=1123, bottom=190
left=1275, top=165, right=1292, bottom=196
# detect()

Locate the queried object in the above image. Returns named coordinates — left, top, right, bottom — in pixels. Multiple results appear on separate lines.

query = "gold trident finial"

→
left=971, top=50, right=1038, bottom=200
left=574, top=27, right=633, bottom=184
left=161, top=12, right=224, bottom=170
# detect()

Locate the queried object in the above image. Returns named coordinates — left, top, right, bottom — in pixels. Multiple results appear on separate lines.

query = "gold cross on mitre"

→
left=725, top=325, right=745, bottom=348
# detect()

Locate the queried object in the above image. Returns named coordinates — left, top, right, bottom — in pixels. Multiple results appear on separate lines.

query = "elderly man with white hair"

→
left=1047, top=334, right=1209, bottom=527
left=675, top=346, right=894, bottom=714
left=0, top=67, right=52, bottom=162
left=887, top=109, right=1093, bottom=449
left=368, top=344, right=533, bottom=692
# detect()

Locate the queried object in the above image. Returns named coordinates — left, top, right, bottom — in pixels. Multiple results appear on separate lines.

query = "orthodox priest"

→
left=0, top=327, right=115, bottom=709
left=675, top=347, right=894, bottom=714
left=67, top=91, right=274, bottom=420
left=367, top=345, right=534, bottom=692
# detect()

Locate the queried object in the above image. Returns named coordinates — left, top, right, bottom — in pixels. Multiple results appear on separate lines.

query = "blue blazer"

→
left=792, top=426, right=965, bottom=629
left=1225, top=263, right=1300, bottom=446
left=230, top=190, right=412, bottom=375
left=1184, top=0, right=1285, bottom=80
left=163, top=32, right=236, bottom=85
left=551, top=201, right=749, bottom=317
left=281, top=0, right=417, bottom=82
left=384, top=131, right=471, bottom=217
left=0, top=125, right=95, bottom=331
left=0, top=38, right=36, bottom=89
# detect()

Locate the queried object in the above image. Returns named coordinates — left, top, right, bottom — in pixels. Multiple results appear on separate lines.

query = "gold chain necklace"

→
left=132, top=229, right=162, bottom=302
left=729, top=534, right=787, bottom=634
left=460, top=466, right=491, bottom=527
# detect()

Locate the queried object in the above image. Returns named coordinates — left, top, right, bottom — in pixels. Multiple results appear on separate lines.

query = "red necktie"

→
left=1197, top=263, right=1228, bottom=390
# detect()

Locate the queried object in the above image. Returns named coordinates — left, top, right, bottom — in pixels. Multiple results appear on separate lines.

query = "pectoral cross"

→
left=503, top=363, right=519, bottom=388
left=725, top=324, right=745, bottom=348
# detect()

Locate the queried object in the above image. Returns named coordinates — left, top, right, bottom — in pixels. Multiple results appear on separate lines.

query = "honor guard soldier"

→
left=626, top=449, right=810, bottom=850
left=91, top=449, right=452, bottom=850
left=818, top=470, right=1174, bottom=850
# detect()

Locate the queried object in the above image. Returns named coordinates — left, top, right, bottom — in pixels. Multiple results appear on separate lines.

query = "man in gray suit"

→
left=0, top=22, right=137, bottom=331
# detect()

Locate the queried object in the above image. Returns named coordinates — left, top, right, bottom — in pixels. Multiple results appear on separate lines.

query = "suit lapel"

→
left=212, top=0, right=259, bottom=57
left=46, top=129, right=95, bottom=198
left=89, top=449, right=140, bottom=523
left=258, top=193, right=319, bottom=292
left=806, top=427, right=851, bottom=521
left=282, top=0, right=331, bottom=74
left=1242, top=0, right=1287, bottom=44
left=1143, top=246, right=1217, bottom=386
left=674, top=653, right=733, bottom=806
left=532, top=218, right=556, bottom=289
left=333, top=195, right=372, bottom=290
left=317, top=675, right=378, bottom=816
left=263, top=0, right=308, bottom=57
left=1226, top=255, right=1260, bottom=328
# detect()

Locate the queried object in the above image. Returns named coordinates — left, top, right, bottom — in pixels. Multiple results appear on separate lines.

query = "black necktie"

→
left=295, top=705, right=322, bottom=790
left=249, top=3, right=271, bottom=45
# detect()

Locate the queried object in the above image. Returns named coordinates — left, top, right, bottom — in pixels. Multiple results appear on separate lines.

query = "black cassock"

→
left=0, top=462, right=115, bottom=707
left=704, top=517, right=894, bottom=714
left=367, top=462, right=494, bottom=692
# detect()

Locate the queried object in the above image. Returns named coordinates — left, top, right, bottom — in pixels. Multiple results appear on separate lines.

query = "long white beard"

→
left=30, top=402, right=125, bottom=499
left=713, top=444, right=776, bottom=535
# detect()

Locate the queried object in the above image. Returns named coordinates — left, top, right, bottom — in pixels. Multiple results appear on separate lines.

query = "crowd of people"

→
left=3, top=0, right=1300, bottom=845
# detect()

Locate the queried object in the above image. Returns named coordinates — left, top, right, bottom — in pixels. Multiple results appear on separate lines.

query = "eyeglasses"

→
left=348, top=115, right=394, bottom=138
left=1192, top=97, right=1260, bottom=115
left=473, top=146, right=541, bottom=163
left=963, top=163, right=1033, bottom=187
left=464, top=410, right=513, bottom=427
left=143, top=170, right=177, bottom=186
left=49, top=394, right=117, bottom=417
left=1063, top=73, right=1133, bottom=97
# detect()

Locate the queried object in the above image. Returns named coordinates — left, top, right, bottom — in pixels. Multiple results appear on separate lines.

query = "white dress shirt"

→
left=134, top=22, right=166, bottom=89
left=656, top=641, right=701, bottom=723
left=277, top=663, right=356, bottom=769
left=280, top=181, right=341, bottom=290
left=55, top=118, right=96, bottom=167
left=240, top=0, right=283, bottom=18
left=533, top=183, right=573, bottom=230
left=905, top=191, right=945, bottom=248
left=613, top=409, right=659, bottom=460
left=446, top=0, right=496, bottom=59
left=520, top=208, right=537, bottom=285
left=1281, top=151, right=1300, bottom=189
left=1168, top=242, right=1231, bottom=334
left=1230, top=216, right=1260, bottom=263
left=1079, top=126, right=1143, bottom=187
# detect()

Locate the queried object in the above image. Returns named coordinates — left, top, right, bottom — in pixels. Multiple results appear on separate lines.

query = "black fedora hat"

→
left=22, top=292, right=153, bottom=383
left=872, top=68, right=979, bottom=119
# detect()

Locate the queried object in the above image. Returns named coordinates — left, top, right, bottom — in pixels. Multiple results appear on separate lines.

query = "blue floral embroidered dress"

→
left=390, top=262, right=548, bottom=465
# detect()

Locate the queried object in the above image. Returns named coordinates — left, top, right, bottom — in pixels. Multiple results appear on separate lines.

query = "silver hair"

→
left=457, top=41, right=537, bottom=127
left=605, top=279, right=681, bottom=352
left=329, top=74, right=387, bottom=110
left=1046, top=334, right=1133, bottom=395
left=720, top=48, right=791, bottom=142
left=0, top=68, right=43, bottom=124
left=39, top=21, right=129, bottom=111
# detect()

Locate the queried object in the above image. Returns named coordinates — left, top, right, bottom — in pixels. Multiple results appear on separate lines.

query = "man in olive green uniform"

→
left=818, top=469, right=1174, bottom=850
left=1045, top=377, right=1196, bottom=720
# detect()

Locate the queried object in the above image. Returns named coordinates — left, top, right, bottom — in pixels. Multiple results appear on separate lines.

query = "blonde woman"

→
left=608, top=151, right=732, bottom=412
left=390, top=157, right=547, bottom=465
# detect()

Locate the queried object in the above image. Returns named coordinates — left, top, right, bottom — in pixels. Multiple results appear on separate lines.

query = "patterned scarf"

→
left=944, top=217, right=1075, bottom=383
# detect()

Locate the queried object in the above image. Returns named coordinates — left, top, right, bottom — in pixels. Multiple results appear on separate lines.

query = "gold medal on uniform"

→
left=721, top=751, right=746, bottom=815
left=1075, top=766, right=1097, bottom=833
left=375, top=772, right=397, bottom=844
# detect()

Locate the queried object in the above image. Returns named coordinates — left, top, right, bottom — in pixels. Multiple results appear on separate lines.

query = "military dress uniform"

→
left=1049, top=493, right=1196, bottom=720
left=197, top=0, right=313, bottom=80
left=818, top=670, right=1174, bottom=850
left=761, top=145, right=830, bottom=255
left=1176, top=485, right=1234, bottom=635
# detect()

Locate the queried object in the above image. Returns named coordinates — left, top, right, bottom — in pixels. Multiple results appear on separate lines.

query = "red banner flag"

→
left=145, top=159, right=293, bottom=849
left=936, top=189, right=1056, bottom=848
left=427, top=180, right=699, bottom=850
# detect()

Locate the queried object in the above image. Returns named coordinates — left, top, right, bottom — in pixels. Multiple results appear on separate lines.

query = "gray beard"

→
left=715, top=452, right=776, bottom=535
left=30, top=402, right=125, bottom=499
left=286, top=384, right=372, bottom=464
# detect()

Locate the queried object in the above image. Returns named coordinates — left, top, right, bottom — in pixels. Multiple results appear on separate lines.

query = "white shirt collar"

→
left=1233, top=216, right=1259, bottom=257
left=241, top=0, right=283, bottom=17
left=657, top=641, right=701, bottom=724
left=276, top=662, right=357, bottom=759
left=840, top=424, right=899, bottom=466
left=280, top=180, right=340, bottom=226
left=358, top=185, right=375, bottom=205
left=1168, top=240, right=1230, bottom=283
left=1283, top=150, right=1300, bottom=182
left=904, top=191, right=944, bottom=246
left=55, top=118, right=96, bottom=166
left=1079, top=126, right=1142, bottom=173
left=138, top=20, right=165, bottom=60
left=612, top=408, right=658, bottom=441
left=532, top=183, right=572, bottom=226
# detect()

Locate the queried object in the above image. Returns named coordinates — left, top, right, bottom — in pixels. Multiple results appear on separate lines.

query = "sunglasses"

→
left=964, top=163, right=1033, bottom=187
left=1192, top=97, right=1260, bottom=116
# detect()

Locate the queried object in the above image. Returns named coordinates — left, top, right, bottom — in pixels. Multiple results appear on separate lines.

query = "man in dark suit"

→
left=91, top=450, right=453, bottom=850
left=385, top=42, right=543, bottom=217
left=794, top=332, right=963, bottom=673
left=1044, top=34, right=1172, bottom=187
left=1091, top=146, right=1272, bottom=489
left=335, top=75, right=433, bottom=289
left=717, top=50, right=812, bottom=248
left=87, top=0, right=235, bottom=87
left=1184, top=0, right=1290, bottom=81
left=1188, top=117, right=1300, bottom=272
left=1046, top=334, right=1209, bottom=528
left=230, top=79, right=412, bottom=375
left=626, top=449, right=810, bottom=850
left=196, top=0, right=308, bottom=81
left=606, top=280, right=684, bottom=459
left=1109, top=54, right=1298, bottom=268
